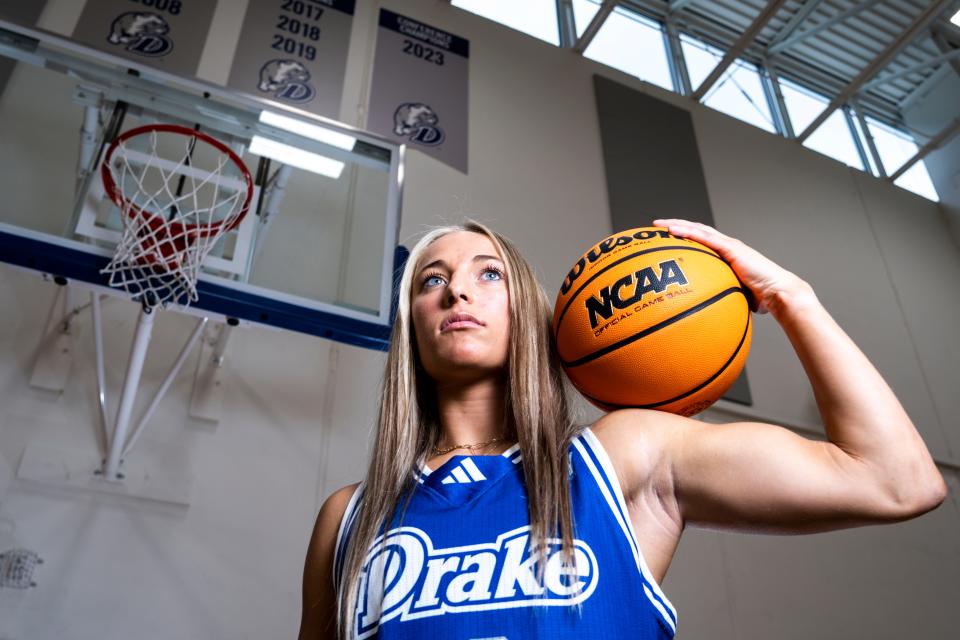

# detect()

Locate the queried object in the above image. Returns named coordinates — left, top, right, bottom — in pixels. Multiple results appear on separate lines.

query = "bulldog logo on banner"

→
left=72, top=0, right=216, bottom=76
left=106, top=11, right=174, bottom=57
left=393, top=103, right=446, bottom=146
left=258, top=59, right=317, bottom=103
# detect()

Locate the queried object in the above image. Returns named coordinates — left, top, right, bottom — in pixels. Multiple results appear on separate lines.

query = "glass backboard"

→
left=0, top=18, right=404, bottom=350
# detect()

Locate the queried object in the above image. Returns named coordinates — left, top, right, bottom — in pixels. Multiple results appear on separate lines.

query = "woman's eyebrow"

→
left=418, top=255, right=503, bottom=273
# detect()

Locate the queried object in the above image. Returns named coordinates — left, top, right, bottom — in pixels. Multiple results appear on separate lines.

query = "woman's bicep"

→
left=668, top=418, right=907, bottom=533
left=300, top=484, right=359, bottom=640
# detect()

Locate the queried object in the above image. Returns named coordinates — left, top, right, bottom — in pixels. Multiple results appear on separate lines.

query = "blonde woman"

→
left=299, top=219, right=946, bottom=639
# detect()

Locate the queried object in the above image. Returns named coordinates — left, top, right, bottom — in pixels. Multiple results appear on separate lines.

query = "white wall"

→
left=1, top=1, right=958, bottom=639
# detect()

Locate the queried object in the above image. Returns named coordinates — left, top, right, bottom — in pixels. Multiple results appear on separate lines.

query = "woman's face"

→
left=411, top=231, right=510, bottom=383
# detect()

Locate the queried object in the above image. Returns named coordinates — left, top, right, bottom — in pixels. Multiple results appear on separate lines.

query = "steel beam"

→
left=852, top=98, right=886, bottom=177
left=888, top=118, right=960, bottom=182
left=843, top=105, right=872, bottom=171
left=768, top=0, right=883, bottom=56
left=796, top=0, right=955, bottom=143
left=930, top=27, right=960, bottom=79
left=557, top=0, right=578, bottom=48
left=664, top=18, right=692, bottom=95
left=574, top=0, right=617, bottom=54
left=761, top=62, right=794, bottom=137
left=691, top=0, right=791, bottom=101
left=766, top=0, right=829, bottom=49
left=862, top=47, right=960, bottom=91
left=669, top=0, right=696, bottom=11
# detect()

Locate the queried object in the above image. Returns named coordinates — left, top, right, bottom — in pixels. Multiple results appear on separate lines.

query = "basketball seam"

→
left=561, top=286, right=744, bottom=368
left=580, top=301, right=751, bottom=410
left=554, top=245, right=725, bottom=337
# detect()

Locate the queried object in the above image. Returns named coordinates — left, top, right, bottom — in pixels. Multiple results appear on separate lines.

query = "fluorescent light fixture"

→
left=249, top=136, right=345, bottom=179
left=952, top=9, right=960, bottom=27
left=259, top=110, right=356, bottom=150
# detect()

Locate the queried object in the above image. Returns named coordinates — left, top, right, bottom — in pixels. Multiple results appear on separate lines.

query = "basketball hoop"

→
left=99, top=123, right=254, bottom=308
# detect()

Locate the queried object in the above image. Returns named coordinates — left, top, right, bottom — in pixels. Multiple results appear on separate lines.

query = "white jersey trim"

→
left=333, top=482, right=365, bottom=589
left=573, top=428, right=677, bottom=633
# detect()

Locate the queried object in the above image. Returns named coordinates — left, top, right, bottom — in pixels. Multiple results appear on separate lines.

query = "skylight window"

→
left=451, top=0, right=560, bottom=45
left=681, top=35, right=775, bottom=132
left=778, top=78, right=826, bottom=135
left=802, top=110, right=865, bottom=170
left=572, top=0, right=602, bottom=38
left=865, top=118, right=939, bottom=201
left=583, top=7, right=673, bottom=91
left=779, top=79, right=862, bottom=169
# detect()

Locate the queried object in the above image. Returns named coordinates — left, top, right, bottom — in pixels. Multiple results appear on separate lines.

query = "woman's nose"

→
left=446, top=278, right=471, bottom=304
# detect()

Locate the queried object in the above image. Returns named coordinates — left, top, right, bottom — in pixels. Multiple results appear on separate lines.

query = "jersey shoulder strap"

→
left=332, top=482, right=365, bottom=591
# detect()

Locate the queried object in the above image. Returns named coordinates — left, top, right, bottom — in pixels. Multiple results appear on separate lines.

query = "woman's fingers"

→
left=651, top=219, right=802, bottom=315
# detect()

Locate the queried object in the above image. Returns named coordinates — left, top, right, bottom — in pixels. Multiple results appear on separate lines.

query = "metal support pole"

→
left=91, top=292, right=110, bottom=458
left=556, top=0, right=577, bottom=48
left=250, top=164, right=293, bottom=272
left=664, top=19, right=692, bottom=95
left=761, top=63, right=794, bottom=137
left=852, top=99, right=886, bottom=177
left=211, top=324, right=234, bottom=367
left=843, top=105, right=872, bottom=172
left=122, top=317, right=207, bottom=458
left=76, top=105, right=99, bottom=191
left=101, top=305, right=155, bottom=481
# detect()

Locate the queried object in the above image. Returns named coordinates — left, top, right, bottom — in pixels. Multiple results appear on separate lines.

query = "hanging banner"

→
left=227, top=0, right=355, bottom=119
left=368, top=9, right=469, bottom=174
left=72, top=0, right=216, bottom=77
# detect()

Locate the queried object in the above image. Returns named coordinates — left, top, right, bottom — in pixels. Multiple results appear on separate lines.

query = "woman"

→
left=299, top=219, right=946, bottom=639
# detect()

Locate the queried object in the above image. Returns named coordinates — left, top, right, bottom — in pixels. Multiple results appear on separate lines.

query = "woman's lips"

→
left=441, top=313, right=484, bottom=331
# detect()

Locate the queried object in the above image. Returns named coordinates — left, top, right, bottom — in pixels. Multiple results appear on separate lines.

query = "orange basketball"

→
left=552, top=227, right=751, bottom=416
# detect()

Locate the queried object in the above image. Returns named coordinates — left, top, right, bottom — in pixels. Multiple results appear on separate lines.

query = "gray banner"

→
left=368, top=9, right=468, bottom=174
left=72, top=0, right=216, bottom=77
left=227, top=0, right=354, bottom=119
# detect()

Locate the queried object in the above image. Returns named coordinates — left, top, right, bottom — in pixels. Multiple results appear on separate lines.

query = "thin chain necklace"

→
left=432, top=436, right=503, bottom=456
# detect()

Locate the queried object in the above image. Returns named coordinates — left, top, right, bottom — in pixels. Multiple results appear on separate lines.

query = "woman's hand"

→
left=652, top=218, right=808, bottom=315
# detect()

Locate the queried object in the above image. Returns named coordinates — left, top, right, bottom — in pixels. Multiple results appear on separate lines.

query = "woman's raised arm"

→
left=600, top=220, right=946, bottom=533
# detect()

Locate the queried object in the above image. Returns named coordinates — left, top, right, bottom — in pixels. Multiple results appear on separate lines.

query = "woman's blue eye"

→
left=424, top=275, right=444, bottom=287
left=481, top=269, right=502, bottom=281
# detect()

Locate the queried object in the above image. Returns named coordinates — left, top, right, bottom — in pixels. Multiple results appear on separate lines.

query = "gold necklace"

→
left=432, top=437, right=503, bottom=456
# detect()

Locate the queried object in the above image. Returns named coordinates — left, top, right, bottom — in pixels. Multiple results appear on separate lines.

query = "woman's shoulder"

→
left=582, top=409, right=680, bottom=496
left=587, top=408, right=673, bottom=450
left=309, top=483, right=362, bottom=551
left=322, top=482, right=363, bottom=521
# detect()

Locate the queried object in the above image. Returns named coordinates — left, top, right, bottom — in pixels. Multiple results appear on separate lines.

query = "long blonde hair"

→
left=337, top=220, right=578, bottom=637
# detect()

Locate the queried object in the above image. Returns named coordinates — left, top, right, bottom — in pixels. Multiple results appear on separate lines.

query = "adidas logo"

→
left=440, top=458, right=487, bottom=484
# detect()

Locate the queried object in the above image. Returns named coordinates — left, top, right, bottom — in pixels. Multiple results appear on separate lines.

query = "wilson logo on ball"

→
left=585, top=259, right=688, bottom=329
left=560, top=229, right=673, bottom=295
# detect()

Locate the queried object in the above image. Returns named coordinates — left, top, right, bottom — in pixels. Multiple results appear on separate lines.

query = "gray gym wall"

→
left=0, top=1, right=957, bottom=639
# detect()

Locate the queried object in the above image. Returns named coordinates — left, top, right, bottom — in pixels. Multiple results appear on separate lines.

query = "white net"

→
left=100, top=127, right=251, bottom=308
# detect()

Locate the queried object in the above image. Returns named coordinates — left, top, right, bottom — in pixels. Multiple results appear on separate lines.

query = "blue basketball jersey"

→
left=334, top=428, right=677, bottom=639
